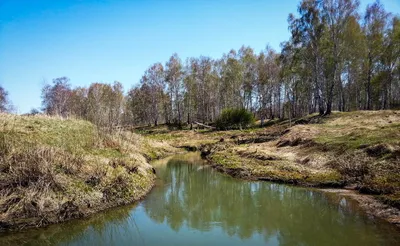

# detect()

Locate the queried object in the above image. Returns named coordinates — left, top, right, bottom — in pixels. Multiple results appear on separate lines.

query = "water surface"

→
left=1, top=153, right=399, bottom=246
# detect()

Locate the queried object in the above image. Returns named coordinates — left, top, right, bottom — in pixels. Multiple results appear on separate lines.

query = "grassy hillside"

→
left=0, top=113, right=175, bottom=231
left=139, top=111, right=400, bottom=210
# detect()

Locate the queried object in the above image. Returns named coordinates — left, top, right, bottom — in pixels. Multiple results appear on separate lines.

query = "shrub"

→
left=215, top=108, right=254, bottom=130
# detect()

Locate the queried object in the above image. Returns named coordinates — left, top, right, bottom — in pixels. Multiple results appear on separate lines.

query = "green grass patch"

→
left=315, top=124, right=400, bottom=150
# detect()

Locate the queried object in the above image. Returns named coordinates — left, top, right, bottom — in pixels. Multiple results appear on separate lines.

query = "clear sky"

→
left=1, top=0, right=399, bottom=113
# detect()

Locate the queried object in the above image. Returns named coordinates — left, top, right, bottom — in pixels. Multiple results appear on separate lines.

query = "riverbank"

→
left=137, top=110, right=400, bottom=226
left=0, top=113, right=177, bottom=231
left=2, top=152, right=399, bottom=245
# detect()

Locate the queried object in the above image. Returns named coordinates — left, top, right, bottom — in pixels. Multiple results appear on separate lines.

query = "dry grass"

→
left=0, top=113, right=176, bottom=231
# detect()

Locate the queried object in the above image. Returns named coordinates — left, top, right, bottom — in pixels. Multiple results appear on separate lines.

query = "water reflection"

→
left=143, top=155, right=399, bottom=245
left=0, top=203, right=136, bottom=246
left=0, top=153, right=399, bottom=246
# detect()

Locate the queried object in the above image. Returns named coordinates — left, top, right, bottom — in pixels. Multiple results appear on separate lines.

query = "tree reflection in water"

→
left=0, top=203, right=138, bottom=246
left=143, top=154, right=399, bottom=246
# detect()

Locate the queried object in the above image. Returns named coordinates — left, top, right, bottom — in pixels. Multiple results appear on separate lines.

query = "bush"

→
left=215, top=108, right=254, bottom=130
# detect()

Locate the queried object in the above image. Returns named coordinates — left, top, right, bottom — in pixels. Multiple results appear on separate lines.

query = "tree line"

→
left=41, top=77, right=125, bottom=127
left=3, top=0, right=400, bottom=128
left=127, top=0, right=400, bottom=126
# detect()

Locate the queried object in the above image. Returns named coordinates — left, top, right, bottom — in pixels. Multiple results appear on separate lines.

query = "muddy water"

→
left=0, top=153, right=399, bottom=246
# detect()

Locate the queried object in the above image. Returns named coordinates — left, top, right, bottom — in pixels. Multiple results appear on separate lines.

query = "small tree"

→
left=215, top=108, right=254, bottom=130
left=0, top=86, right=11, bottom=113
left=41, top=77, right=72, bottom=116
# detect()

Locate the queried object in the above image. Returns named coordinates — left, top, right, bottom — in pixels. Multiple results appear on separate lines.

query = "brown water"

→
left=0, top=153, right=399, bottom=246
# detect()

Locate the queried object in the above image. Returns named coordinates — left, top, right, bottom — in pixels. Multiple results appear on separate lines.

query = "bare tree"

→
left=41, top=77, right=72, bottom=117
left=0, top=85, right=11, bottom=113
left=165, top=54, right=184, bottom=126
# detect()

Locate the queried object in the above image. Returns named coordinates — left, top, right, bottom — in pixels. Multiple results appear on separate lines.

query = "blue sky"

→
left=1, top=0, right=399, bottom=113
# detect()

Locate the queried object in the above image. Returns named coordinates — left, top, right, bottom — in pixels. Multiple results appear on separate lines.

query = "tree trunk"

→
left=366, top=54, right=372, bottom=110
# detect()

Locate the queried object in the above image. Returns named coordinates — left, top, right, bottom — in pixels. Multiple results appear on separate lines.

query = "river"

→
left=0, top=153, right=399, bottom=246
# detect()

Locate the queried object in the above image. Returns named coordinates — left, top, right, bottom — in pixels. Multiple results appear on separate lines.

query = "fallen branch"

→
left=193, top=122, right=216, bottom=129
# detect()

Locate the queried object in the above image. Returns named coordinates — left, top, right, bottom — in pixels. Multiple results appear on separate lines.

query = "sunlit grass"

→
left=0, top=113, right=172, bottom=230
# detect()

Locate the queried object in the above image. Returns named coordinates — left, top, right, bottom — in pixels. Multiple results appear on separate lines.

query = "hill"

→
left=0, top=113, right=175, bottom=231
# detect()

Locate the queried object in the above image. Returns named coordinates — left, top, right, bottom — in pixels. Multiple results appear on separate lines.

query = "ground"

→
left=137, top=111, right=400, bottom=222
left=0, top=113, right=177, bottom=231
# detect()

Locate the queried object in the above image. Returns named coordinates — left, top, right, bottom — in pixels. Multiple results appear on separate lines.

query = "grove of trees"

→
left=41, top=78, right=125, bottom=128
left=39, top=0, right=400, bottom=128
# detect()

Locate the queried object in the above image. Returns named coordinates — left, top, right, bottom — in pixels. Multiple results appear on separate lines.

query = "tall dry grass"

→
left=0, top=113, right=164, bottom=231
